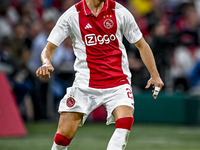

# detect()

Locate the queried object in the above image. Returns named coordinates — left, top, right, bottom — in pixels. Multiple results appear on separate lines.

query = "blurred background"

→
left=0, top=0, right=200, bottom=149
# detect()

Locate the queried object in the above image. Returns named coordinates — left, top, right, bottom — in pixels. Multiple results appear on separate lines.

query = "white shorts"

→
left=58, top=84, right=134, bottom=126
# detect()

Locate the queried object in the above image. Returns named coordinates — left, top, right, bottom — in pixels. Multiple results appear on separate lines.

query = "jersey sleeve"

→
left=121, top=6, right=142, bottom=44
left=47, top=11, right=71, bottom=46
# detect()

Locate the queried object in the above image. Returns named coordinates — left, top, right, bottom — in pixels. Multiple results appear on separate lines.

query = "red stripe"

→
left=76, top=0, right=129, bottom=89
left=115, top=117, right=134, bottom=131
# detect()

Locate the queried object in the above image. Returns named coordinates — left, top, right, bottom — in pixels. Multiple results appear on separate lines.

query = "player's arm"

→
left=36, top=42, right=57, bottom=79
left=134, top=37, right=164, bottom=99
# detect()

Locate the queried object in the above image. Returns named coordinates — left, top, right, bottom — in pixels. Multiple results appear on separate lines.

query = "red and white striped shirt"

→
left=47, top=0, right=142, bottom=89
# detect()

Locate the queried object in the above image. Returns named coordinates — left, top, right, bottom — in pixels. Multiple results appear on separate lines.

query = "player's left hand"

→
left=145, top=76, right=164, bottom=99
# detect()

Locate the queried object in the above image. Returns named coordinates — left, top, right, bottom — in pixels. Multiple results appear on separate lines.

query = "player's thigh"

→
left=57, top=112, right=84, bottom=138
left=113, top=105, right=134, bottom=121
left=104, top=84, right=134, bottom=123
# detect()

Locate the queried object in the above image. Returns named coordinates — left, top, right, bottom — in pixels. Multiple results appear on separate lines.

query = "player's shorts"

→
left=58, top=84, right=134, bottom=126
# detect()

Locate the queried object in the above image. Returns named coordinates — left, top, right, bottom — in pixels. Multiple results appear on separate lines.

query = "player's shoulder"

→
left=113, top=1, right=124, bottom=10
left=114, top=1, right=133, bottom=18
left=114, top=2, right=130, bottom=14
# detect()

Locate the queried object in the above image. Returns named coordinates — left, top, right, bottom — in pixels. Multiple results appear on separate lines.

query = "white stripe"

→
left=88, top=23, right=92, bottom=28
left=85, top=23, right=92, bottom=29
left=106, top=0, right=108, bottom=10
left=115, top=3, right=132, bottom=84
left=83, top=0, right=87, bottom=15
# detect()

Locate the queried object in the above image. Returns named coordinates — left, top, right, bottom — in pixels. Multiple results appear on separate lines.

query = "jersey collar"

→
left=83, top=0, right=109, bottom=16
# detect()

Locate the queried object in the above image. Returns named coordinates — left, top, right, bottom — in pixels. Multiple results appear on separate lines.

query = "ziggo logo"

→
left=85, top=34, right=116, bottom=46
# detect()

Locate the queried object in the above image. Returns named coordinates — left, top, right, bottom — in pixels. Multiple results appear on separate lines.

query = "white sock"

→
left=51, top=142, right=68, bottom=150
left=107, top=128, right=130, bottom=150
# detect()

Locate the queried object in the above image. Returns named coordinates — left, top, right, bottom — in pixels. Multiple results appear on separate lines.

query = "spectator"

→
left=27, top=7, right=59, bottom=72
left=0, top=0, right=18, bottom=40
left=0, top=23, right=34, bottom=121
left=25, top=8, right=59, bottom=120
left=188, top=61, right=200, bottom=88
left=148, top=21, right=175, bottom=91
left=171, top=2, right=200, bottom=92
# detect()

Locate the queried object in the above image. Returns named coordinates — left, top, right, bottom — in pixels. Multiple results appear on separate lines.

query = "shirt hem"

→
left=88, top=81, right=130, bottom=89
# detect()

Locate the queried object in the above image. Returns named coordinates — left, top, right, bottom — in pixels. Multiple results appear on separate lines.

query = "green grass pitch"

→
left=0, top=122, right=200, bottom=150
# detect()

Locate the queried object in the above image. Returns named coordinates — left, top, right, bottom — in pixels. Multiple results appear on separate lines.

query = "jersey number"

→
left=126, top=88, right=133, bottom=99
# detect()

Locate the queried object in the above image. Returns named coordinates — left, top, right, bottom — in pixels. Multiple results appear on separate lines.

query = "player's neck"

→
left=85, top=0, right=105, bottom=17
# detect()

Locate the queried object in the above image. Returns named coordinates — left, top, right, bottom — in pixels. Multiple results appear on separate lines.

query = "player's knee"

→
left=54, top=133, right=72, bottom=146
left=57, top=127, right=76, bottom=139
left=115, top=117, right=134, bottom=131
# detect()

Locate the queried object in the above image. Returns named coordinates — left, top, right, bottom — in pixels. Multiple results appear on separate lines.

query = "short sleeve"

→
left=47, top=11, right=71, bottom=46
left=121, top=6, right=142, bottom=43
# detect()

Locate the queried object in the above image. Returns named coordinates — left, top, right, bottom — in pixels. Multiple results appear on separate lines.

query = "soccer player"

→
left=36, top=0, right=164, bottom=149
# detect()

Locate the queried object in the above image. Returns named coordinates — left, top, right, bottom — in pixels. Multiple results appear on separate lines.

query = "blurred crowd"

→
left=0, top=0, right=200, bottom=121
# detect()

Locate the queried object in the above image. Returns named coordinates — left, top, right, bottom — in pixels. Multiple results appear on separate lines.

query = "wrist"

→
left=42, top=60, right=51, bottom=66
left=150, top=72, right=160, bottom=78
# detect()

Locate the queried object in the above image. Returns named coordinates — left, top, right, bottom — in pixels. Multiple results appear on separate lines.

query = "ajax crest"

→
left=66, top=97, right=75, bottom=107
left=103, top=19, right=114, bottom=29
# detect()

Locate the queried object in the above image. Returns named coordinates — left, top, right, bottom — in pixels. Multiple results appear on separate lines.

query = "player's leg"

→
left=107, top=105, right=134, bottom=150
left=51, top=112, right=84, bottom=150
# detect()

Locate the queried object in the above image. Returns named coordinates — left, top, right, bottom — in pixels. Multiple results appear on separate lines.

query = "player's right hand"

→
left=36, top=64, right=54, bottom=78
